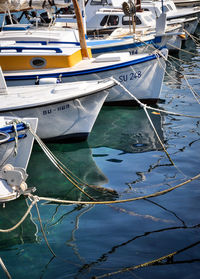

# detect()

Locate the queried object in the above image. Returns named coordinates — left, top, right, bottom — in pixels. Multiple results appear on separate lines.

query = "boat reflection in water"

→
left=27, top=141, right=118, bottom=201
left=27, top=106, right=164, bottom=199
left=0, top=106, right=164, bottom=257
left=88, top=106, right=164, bottom=154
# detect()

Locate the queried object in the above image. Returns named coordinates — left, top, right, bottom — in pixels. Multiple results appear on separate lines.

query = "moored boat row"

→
left=0, top=0, right=199, bottom=202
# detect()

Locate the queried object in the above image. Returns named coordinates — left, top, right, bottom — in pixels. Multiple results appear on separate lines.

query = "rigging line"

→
left=135, top=36, right=161, bottom=53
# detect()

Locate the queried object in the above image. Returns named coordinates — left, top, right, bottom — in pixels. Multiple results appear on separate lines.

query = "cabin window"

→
left=30, top=57, right=47, bottom=68
left=107, top=16, right=119, bottom=26
left=166, top=4, right=173, bottom=11
left=100, top=15, right=108, bottom=26
left=122, top=16, right=142, bottom=26
left=100, top=15, right=119, bottom=26
left=90, top=0, right=108, bottom=5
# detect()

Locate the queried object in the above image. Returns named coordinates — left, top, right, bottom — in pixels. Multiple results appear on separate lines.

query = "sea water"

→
left=0, top=29, right=200, bottom=279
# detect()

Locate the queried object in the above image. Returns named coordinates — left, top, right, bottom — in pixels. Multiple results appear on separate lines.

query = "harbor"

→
left=0, top=1, right=200, bottom=278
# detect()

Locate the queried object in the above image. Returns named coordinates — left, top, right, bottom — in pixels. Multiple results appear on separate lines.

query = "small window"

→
left=100, top=15, right=109, bottom=26
left=30, top=57, right=47, bottom=68
left=107, top=15, right=119, bottom=26
left=91, top=0, right=108, bottom=5
left=122, top=16, right=142, bottom=26
left=167, top=4, right=173, bottom=11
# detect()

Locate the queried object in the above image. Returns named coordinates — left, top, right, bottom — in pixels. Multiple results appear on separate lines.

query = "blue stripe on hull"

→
left=5, top=53, right=161, bottom=81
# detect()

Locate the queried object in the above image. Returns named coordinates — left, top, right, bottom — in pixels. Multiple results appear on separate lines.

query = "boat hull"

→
left=4, top=50, right=168, bottom=105
left=0, top=117, right=38, bottom=202
left=0, top=91, right=108, bottom=141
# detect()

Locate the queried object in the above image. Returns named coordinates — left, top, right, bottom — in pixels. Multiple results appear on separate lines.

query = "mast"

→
left=72, top=0, right=90, bottom=59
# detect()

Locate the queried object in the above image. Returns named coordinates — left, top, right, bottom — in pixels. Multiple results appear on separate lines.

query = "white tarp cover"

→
left=0, top=0, right=71, bottom=12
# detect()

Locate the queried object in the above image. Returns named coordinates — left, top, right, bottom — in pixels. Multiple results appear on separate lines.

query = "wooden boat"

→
left=0, top=69, right=113, bottom=141
left=0, top=116, right=38, bottom=202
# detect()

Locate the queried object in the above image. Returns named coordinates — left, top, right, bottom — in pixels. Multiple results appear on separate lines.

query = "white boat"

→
left=82, top=0, right=199, bottom=36
left=0, top=9, right=182, bottom=55
left=85, top=8, right=184, bottom=51
left=0, top=116, right=38, bottom=202
left=0, top=69, right=113, bottom=141
left=141, top=0, right=200, bottom=35
left=1, top=45, right=168, bottom=105
left=0, top=24, right=155, bottom=55
left=173, top=0, right=200, bottom=7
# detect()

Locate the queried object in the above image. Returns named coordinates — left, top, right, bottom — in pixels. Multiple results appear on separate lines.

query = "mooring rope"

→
left=0, top=257, right=12, bottom=279
left=154, top=49, right=200, bottom=104
left=136, top=35, right=200, bottom=104
left=1, top=172, right=199, bottom=234
left=34, top=200, right=57, bottom=257
left=0, top=198, right=37, bottom=233
left=111, top=75, right=198, bottom=177
left=111, top=76, right=176, bottom=166
left=167, top=41, right=200, bottom=55
left=166, top=53, right=200, bottom=101
left=183, top=28, right=200, bottom=45
left=31, top=172, right=200, bottom=205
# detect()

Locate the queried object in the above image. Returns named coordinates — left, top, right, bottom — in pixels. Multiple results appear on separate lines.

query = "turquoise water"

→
left=1, top=31, right=200, bottom=278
